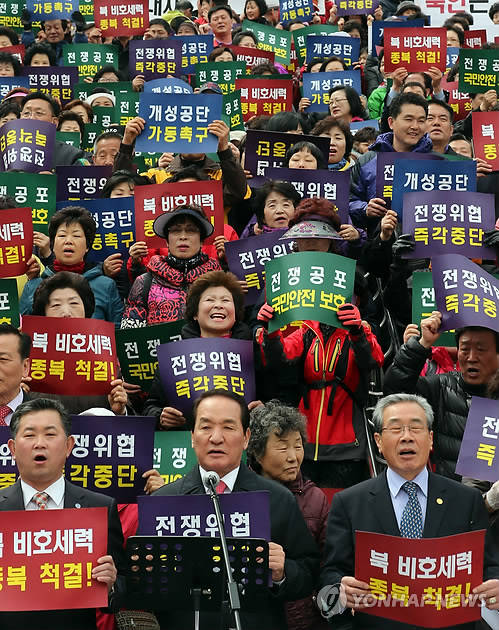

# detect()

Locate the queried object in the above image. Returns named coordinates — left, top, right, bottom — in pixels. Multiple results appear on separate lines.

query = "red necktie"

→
left=216, top=480, right=227, bottom=494
left=0, top=405, right=10, bottom=427
left=33, top=492, right=49, bottom=510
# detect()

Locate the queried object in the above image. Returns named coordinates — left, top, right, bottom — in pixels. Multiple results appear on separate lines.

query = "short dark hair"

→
left=149, top=18, right=172, bottom=33
left=253, top=180, right=301, bottom=227
left=251, top=61, right=279, bottom=76
left=404, top=71, right=432, bottom=93
left=306, top=56, right=324, bottom=72
left=208, top=46, right=236, bottom=62
left=32, top=271, right=95, bottom=318
left=328, top=85, right=366, bottom=120
left=265, top=111, right=302, bottom=133
left=185, top=270, right=245, bottom=323
left=0, top=323, right=31, bottom=360
left=0, top=51, right=21, bottom=76
left=352, top=126, right=378, bottom=145
left=446, top=25, right=464, bottom=46
left=310, top=116, right=354, bottom=160
left=0, top=99, right=20, bottom=120
left=244, top=0, right=268, bottom=17
left=57, top=110, right=85, bottom=138
left=101, top=169, right=150, bottom=197
left=24, top=42, right=56, bottom=66
left=320, top=56, right=347, bottom=72
left=21, top=90, right=60, bottom=117
left=208, top=5, right=232, bottom=21
left=193, top=389, right=250, bottom=432
left=10, top=398, right=71, bottom=438
left=232, top=30, right=257, bottom=46
left=41, top=18, right=68, bottom=31
left=0, top=26, right=18, bottom=45
left=389, top=92, right=428, bottom=119
left=169, top=165, right=210, bottom=183
left=94, top=130, right=123, bottom=151
left=93, top=65, right=124, bottom=82
left=428, top=98, right=455, bottom=124
left=285, top=140, right=328, bottom=170
left=62, top=99, right=93, bottom=121
left=456, top=327, right=499, bottom=352
left=176, top=0, right=194, bottom=10
left=48, top=205, right=96, bottom=250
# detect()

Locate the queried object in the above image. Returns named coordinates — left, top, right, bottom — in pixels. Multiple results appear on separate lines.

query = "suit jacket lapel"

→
left=422, top=472, right=448, bottom=538
left=180, top=466, right=205, bottom=494
left=63, top=480, right=88, bottom=509
left=369, top=472, right=400, bottom=536
left=0, top=478, right=24, bottom=510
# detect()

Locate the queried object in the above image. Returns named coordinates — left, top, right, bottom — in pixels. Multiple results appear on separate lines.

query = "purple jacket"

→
left=348, top=131, right=433, bottom=231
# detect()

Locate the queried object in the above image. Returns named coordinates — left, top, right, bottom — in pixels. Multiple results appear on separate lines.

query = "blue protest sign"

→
left=144, top=77, right=193, bottom=94
left=0, top=76, right=29, bottom=99
left=350, top=119, right=379, bottom=134
left=27, top=0, right=78, bottom=19
left=306, top=35, right=360, bottom=67
left=371, top=19, right=425, bottom=56
left=176, top=34, right=213, bottom=74
left=303, top=70, right=362, bottom=112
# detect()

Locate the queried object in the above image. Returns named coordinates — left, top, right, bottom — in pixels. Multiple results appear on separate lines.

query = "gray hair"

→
left=10, top=398, right=71, bottom=438
left=372, top=393, right=434, bottom=433
left=248, top=400, right=307, bottom=468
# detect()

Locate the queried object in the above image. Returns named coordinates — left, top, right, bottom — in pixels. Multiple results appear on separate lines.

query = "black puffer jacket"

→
left=383, top=336, right=488, bottom=480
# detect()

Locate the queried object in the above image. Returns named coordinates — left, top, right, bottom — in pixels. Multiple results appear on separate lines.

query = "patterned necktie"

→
left=400, top=481, right=423, bottom=539
left=33, top=492, right=49, bottom=510
left=0, top=405, right=11, bottom=427
left=216, top=480, right=228, bottom=494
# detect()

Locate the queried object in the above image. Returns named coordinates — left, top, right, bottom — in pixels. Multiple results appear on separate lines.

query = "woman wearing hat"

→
left=120, top=204, right=221, bottom=328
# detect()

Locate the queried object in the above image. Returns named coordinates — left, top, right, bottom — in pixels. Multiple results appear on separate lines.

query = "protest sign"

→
left=411, top=271, right=455, bottom=347
left=63, top=44, right=119, bottom=78
left=242, top=19, right=291, bottom=64
left=350, top=119, right=379, bottom=135
left=138, top=491, right=271, bottom=540
left=464, top=29, right=486, bottom=49
left=56, top=165, right=112, bottom=201
left=458, top=49, right=499, bottom=94
left=22, top=316, right=118, bottom=396
left=370, top=19, right=425, bottom=57
left=72, top=80, right=129, bottom=102
left=116, top=320, right=184, bottom=391
left=132, top=150, right=163, bottom=173
left=432, top=254, right=499, bottom=334
left=79, top=0, right=94, bottom=22
left=56, top=131, right=81, bottom=148
left=222, top=91, right=245, bottom=131
left=402, top=191, right=496, bottom=259
left=244, top=129, right=330, bottom=176
left=441, top=77, right=471, bottom=122
left=81, top=124, right=104, bottom=154
left=225, top=230, right=294, bottom=305
left=306, top=35, right=360, bottom=67
left=129, top=39, right=182, bottom=80
left=0, top=207, right=32, bottom=278
left=134, top=179, right=224, bottom=249
left=23, top=66, right=78, bottom=105
left=92, top=106, right=117, bottom=129
left=392, top=159, right=476, bottom=217
left=0, top=426, right=17, bottom=487
left=265, top=251, right=355, bottom=333
left=303, top=71, right=362, bottom=113
left=336, top=0, right=379, bottom=15
left=176, top=35, right=213, bottom=74
left=144, top=77, right=193, bottom=94
left=0, top=278, right=19, bottom=326
left=0, top=172, right=56, bottom=235
left=136, top=93, right=222, bottom=153
left=280, top=0, right=314, bottom=24
left=153, top=430, right=197, bottom=484
left=292, top=24, right=338, bottom=65
left=95, top=0, right=148, bottom=36
left=0, top=0, right=27, bottom=30
left=265, top=167, right=350, bottom=222
left=456, top=397, right=499, bottom=482
left=229, top=45, right=275, bottom=68
left=446, top=47, right=459, bottom=72
left=472, top=111, right=499, bottom=172
left=355, top=530, right=484, bottom=627
left=236, top=78, right=293, bottom=122
left=57, top=197, right=135, bottom=263
left=0, top=119, right=55, bottom=173
left=116, top=92, right=140, bottom=126
left=0, top=76, right=28, bottom=99
left=422, top=0, right=493, bottom=39
left=2, top=44, right=24, bottom=63
left=375, top=153, right=442, bottom=207
left=157, top=338, right=256, bottom=415
left=0, top=508, right=108, bottom=611
left=383, top=28, right=446, bottom=73
left=27, top=0, right=78, bottom=19
left=195, top=61, right=246, bottom=95
left=68, top=416, right=156, bottom=501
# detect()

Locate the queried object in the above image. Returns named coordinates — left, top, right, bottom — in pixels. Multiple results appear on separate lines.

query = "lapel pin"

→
left=436, top=498, right=443, bottom=505
left=75, top=503, right=81, bottom=508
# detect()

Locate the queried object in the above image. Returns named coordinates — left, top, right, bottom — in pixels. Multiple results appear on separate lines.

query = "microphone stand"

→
left=206, top=478, right=243, bottom=630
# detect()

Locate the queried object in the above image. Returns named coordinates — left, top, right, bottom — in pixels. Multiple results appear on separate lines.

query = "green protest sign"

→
left=82, top=123, right=104, bottom=153
left=116, top=92, right=140, bottom=126
left=63, top=44, right=119, bottom=78
left=458, top=49, right=499, bottom=93
left=0, top=279, right=19, bottom=326
left=222, top=90, right=245, bottom=131
left=411, top=271, right=455, bottom=347
left=0, top=0, right=41, bottom=32
left=92, top=105, right=118, bottom=128
left=242, top=19, right=291, bottom=65
left=56, top=131, right=81, bottom=148
left=292, top=24, right=338, bottom=66
left=133, top=151, right=163, bottom=173
left=79, top=0, right=94, bottom=22
left=0, top=172, right=56, bottom=235
left=72, top=81, right=130, bottom=102
left=265, top=251, right=356, bottom=333
left=195, top=61, right=246, bottom=95
left=116, top=321, right=185, bottom=392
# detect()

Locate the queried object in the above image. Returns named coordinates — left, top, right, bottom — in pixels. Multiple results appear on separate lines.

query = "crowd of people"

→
left=0, top=0, right=499, bottom=628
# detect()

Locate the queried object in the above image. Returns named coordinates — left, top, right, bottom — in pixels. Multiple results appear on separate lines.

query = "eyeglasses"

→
left=381, top=425, right=427, bottom=435
left=329, top=97, right=348, bottom=106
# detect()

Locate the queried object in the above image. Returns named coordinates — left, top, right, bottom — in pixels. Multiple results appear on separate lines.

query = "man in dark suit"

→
left=0, top=397, right=126, bottom=630
left=152, top=389, right=320, bottom=630
left=319, top=392, right=499, bottom=630
left=0, top=324, right=31, bottom=425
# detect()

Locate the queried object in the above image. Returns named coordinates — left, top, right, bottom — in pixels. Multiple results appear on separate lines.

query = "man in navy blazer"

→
left=319, top=392, right=499, bottom=630
left=0, top=397, right=126, bottom=630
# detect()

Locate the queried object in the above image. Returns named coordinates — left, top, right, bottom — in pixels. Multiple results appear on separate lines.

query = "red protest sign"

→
left=229, top=45, right=276, bottom=68
left=3, top=44, right=25, bottom=62
left=472, top=111, right=499, bottom=172
left=464, top=30, right=486, bottom=49
left=22, top=316, right=118, bottom=396
left=0, top=507, right=107, bottom=611
left=134, top=179, right=224, bottom=249
left=355, top=530, right=485, bottom=628
left=384, top=28, right=446, bottom=73
left=0, top=207, right=33, bottom=278
left=235, top=78, right=293, bottom=122
left=94, top=0, right=148, bottom=36
left=441, top=77, right=471, bottom=122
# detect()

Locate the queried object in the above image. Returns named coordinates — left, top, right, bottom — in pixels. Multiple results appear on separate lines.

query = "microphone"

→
left=203, top=471, right=220, bottom=492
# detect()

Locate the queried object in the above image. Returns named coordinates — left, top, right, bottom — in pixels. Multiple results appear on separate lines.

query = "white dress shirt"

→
left=21, top=476, right=65, bottom=510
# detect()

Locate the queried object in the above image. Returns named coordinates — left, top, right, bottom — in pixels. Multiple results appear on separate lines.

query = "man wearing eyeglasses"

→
left=318, top=393, right=499, bottom=629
